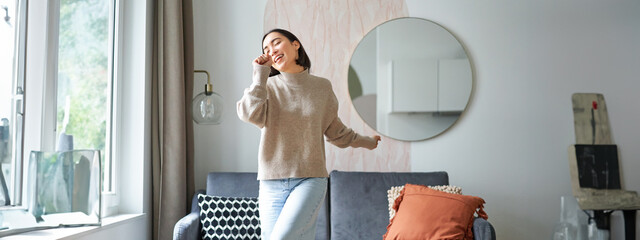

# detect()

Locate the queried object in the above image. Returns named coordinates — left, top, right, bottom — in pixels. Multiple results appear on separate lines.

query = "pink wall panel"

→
left=264, top=0, right=411, bottom=172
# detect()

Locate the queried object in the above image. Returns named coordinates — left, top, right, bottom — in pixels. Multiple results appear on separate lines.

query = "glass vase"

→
left=552, top=196, right=577, bottom=240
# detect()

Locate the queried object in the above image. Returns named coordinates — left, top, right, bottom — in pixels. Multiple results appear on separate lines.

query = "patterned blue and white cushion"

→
left=197, top=194, right=261, bottom=240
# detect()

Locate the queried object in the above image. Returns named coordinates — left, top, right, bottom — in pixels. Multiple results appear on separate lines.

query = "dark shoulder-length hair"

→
left=262, top=28, right=311, bottom=77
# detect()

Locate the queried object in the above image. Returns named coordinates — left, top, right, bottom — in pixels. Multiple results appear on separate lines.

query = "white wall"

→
left=192, top=1, right=640, bottom=239
left=192, top=0, right=268, bottom=188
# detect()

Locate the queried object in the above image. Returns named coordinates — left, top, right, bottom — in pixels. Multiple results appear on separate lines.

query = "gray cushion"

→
left=329, top=170, right=449, bottom=240
left=206, top=172, right=259, bottom=197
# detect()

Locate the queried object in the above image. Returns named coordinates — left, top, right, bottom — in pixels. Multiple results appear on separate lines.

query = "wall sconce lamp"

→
left=192, top=70, right=223, bottom=124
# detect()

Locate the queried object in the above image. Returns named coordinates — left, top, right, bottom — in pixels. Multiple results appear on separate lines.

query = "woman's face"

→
left=262, top=32, right=301, bottom=73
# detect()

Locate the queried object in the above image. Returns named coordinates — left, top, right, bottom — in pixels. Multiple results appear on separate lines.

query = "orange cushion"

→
left=383, top=183, right=488, bottom=240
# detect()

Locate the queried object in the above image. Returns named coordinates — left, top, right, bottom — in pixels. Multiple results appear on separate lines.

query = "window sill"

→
left=0, top=213, right=146, bottom=240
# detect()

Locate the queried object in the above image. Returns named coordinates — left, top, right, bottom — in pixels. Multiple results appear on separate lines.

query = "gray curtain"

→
left=151, top=0, right=195, bottom=239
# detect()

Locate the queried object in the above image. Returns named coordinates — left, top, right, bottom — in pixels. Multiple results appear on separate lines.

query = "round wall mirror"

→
left=348, top=17, right=473, bottom=141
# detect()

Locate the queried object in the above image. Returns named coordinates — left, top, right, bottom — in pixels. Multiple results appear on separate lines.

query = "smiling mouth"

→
left=274, top=54, right=283, bottom=63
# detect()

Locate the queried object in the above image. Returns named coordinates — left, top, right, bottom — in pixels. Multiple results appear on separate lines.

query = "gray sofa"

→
left=173, top=171, right=496, bottom=240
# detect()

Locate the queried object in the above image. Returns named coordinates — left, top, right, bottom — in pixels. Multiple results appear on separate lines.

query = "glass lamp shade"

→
left=192, top=91, right=223, bottom=124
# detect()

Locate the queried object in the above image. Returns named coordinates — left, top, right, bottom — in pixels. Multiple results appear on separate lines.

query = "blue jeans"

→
left=259, top=177, right=328, bottom=240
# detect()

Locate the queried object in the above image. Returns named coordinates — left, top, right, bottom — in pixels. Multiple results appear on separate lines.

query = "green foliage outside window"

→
left=56, top=0, right=110, bottom=154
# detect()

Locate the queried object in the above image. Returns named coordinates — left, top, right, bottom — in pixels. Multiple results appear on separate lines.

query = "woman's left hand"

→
left=372, top=135, right=381, bottom=149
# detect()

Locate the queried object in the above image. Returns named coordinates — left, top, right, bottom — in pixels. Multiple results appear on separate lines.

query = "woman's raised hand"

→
left=254, top=53, right=273, bottom=66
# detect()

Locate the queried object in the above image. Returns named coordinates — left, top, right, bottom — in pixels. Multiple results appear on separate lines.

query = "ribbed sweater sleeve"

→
left=236, top=63, right=271, bottom=128
left=325, top=117, right=377, bottom=149
left=324, top=91, right=377, bottom=150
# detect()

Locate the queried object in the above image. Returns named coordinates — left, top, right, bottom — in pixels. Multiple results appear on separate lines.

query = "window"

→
left=1, top=0, right=120, bottom=217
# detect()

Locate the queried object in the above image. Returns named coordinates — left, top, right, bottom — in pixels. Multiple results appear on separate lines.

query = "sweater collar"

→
left=277, top=69, right=310, bottom=85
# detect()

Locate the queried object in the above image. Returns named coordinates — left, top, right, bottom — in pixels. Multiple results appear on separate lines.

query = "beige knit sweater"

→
left=237, top=63, right=377, bottom=180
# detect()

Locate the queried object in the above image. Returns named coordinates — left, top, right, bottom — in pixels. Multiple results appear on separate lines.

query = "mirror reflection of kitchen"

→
left=348, top=17, right=472, bottom=141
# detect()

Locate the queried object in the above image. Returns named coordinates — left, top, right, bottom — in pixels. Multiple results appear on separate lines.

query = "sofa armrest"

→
left=173, top=212, right=200, bottom=240
left=173, top=190, right=205, bottom=240
left=473, top=217, right=496, bottom=240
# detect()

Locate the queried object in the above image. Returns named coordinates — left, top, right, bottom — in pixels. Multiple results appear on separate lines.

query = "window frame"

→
left=103, top=0, right=123, bottom=216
